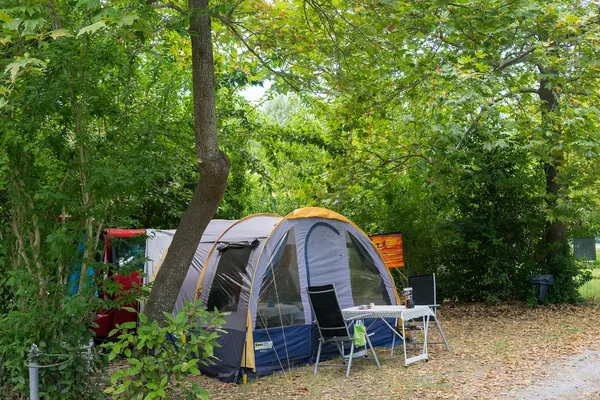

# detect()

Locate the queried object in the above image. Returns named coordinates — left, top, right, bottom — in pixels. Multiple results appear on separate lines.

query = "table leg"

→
left=422, top=314, right=429, bottom=359
left=380, top=318, right=405, bottom=357
left=403, top=314, right=430, bottom=366
left=402, top=320, right=408, bottom=367
left=380, top=318, right=404, bottom=339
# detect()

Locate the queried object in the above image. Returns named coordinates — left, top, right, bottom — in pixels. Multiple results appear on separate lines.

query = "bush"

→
left=0, top=288, right=106, bottom=400
left=360, top=130, right=594, bottom=305
left=103, top=300, right=226, bottom=400
left=547, top=255, right=593, bottom=303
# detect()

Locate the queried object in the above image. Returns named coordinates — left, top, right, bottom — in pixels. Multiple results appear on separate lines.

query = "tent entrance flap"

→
left=206, top=244, right=254, bottom=312
left=255, top=228, right=305, bottom=330
left=346, top=231, right=391, bottom=306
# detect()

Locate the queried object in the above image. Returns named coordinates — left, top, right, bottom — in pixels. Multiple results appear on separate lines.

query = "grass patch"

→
left=579, top=244, right=600, bottom=300
left=578, top=243, right=600, bottom=301
left=580, top=269, right=600, bottom=301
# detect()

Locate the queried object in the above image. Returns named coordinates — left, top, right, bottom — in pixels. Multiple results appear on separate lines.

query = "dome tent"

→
left=152, top=207, right=400, bottom=382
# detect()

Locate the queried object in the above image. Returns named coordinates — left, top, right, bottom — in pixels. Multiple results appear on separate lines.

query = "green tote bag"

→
left=353, top=321, right=366, bottom=347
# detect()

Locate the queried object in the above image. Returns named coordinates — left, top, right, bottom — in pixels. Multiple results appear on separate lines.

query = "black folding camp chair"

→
left=307, top=284, right=380, bottom=377
left=405, top=273, right=449, bottom=349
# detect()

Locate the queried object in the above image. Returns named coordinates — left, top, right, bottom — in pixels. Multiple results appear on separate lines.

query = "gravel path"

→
left=510, top=347, right=600, bottom=399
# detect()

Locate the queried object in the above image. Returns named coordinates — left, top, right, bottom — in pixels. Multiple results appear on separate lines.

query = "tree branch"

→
left=464, top=89, right=535, bottom=136
left=566, top=74, right=600, bottom=83
left=150, top=1, right=185, bottom=14
left=494, top=48, right=535, bottom=71
left=519, top=88, right=539, bottom=94
left=217, top=15, right=301, bottom=92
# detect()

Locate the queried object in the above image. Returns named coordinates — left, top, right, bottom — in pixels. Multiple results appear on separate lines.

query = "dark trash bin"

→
left=530, top=274, right=554, bottom=304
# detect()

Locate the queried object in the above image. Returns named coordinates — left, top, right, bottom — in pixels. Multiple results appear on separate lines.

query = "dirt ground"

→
left=195, top=302, right=600, bottom=399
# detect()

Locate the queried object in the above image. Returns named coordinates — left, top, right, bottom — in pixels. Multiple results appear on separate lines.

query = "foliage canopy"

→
left=0, top=0, right=599, bottom=396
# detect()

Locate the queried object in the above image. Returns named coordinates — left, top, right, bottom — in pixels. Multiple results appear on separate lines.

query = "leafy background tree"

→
left=0, top=0, right=599, bottom=397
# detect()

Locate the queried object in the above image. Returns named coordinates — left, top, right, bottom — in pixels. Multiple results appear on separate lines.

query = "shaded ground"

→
left=195, top=303, right=600, bottom=399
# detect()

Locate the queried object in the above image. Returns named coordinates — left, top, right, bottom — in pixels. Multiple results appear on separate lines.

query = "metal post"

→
left=28, top=344, right=39, bottom=400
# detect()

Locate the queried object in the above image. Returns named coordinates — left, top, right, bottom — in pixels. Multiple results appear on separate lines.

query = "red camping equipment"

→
left=92, top=229, right=146, bottom=338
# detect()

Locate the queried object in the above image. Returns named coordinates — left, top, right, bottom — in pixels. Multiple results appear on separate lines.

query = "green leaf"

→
left=77, top=20, right=106, bottom=37
left=114, top=381, right=129, bottom=394
left=49, top=28, right=72, bottom=39
left=76, top=0, right=100, bottom=10
left=175, top=311, right=187, bottom=324
left=474, top=62, right=489, bottom=73
left=203, top=343, right=213, bottom=357
left=162, top=312, right=176, bottom=323
left=138, top=313, right=149, bottom=324
left=0, top=11, right=12, bottom=23
left=22, top=18, right=46, bottom=35
left=121, top=13, right=139, bottom=26
left=119, top=321, right=137, bottom=330
left=4, top=18, right=22, bottom=32
left=4, top=62, right=20, bottom=82
left=145, top=392, right=158, bottom=400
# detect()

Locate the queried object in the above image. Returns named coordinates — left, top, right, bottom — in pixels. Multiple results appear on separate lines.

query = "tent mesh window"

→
left=256, top=229, right=305, bottom=329
left=345, top=231, right=391, bottom=305
left=206, top=243, right=254, bottom=313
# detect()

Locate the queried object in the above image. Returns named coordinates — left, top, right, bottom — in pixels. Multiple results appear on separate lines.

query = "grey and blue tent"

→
left=151, top=207, right=400, bottom=382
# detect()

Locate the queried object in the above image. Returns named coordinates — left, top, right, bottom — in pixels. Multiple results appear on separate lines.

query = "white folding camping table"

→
left=342, top=305, right=434, bottom=366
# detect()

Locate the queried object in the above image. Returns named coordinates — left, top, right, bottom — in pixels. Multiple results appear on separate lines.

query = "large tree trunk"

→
left=539, top=75, right=568, bottom=272
left=145, top=0, right=230, bottom=325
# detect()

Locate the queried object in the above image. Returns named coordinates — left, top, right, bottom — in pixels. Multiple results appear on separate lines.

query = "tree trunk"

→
left=144, top=0, right=230, bottom=325
left=539, top=76, right=568, bottom=272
